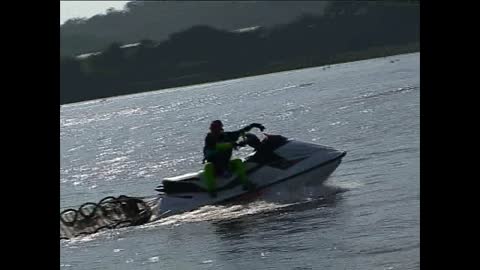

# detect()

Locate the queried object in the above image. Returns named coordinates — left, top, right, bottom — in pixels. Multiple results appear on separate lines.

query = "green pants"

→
left=203, top=159, right=248, bottom=193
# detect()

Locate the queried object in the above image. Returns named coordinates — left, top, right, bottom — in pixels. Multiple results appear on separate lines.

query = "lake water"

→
left=61, top=53, right=419, bottom=270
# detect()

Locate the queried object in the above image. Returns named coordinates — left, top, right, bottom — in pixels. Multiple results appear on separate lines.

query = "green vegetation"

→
left=60, top=1, right=419, bottom=104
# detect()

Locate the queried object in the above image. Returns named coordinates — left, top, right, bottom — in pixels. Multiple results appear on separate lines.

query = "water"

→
left=60, top=53, right=419, bottom=269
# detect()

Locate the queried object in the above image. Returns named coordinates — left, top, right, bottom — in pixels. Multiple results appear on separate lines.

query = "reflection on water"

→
left=213, top=187, right=345, bottom=242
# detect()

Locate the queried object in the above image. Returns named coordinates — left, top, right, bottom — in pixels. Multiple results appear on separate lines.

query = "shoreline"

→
left=61, top=45, right=419, bottom=106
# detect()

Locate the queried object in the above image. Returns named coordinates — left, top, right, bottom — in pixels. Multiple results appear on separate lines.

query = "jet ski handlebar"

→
left=236, top=132, right=263, bottom=150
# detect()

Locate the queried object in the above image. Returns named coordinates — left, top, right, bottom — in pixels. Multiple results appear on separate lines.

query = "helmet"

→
left=210, top=120, right=223, bottom=132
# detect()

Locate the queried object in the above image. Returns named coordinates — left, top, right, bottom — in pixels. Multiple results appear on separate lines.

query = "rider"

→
left=203, top=120, right=265, bottom=196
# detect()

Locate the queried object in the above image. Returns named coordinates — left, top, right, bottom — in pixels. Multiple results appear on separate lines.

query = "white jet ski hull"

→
left=154, top=142, right=345, bottom=218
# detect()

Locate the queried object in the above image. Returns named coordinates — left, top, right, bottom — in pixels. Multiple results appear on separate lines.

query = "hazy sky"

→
left=60, top=1, right=129, bottom=25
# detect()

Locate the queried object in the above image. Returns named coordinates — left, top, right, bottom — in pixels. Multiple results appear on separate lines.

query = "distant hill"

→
left=60, top=1, right=419, bottom=105
left=60, top=1, right=329, bottom=57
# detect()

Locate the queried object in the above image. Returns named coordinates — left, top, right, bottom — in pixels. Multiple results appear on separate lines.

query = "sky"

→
left=60, top=1, right=130, bottom=25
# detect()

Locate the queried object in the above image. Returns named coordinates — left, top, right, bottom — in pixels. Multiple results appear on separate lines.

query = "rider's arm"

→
left=228, top=123, right=266, bottom=141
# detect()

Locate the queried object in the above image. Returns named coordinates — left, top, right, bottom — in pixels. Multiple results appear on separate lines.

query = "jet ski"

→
left=60, top=133, right=345, bottom=239
left=154, top=133, right=346, bottom=218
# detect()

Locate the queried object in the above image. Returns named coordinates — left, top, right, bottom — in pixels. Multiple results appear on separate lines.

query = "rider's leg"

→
left=229, top=159, right=249, bottom=188
left=203, top=162, right=216, bottom=196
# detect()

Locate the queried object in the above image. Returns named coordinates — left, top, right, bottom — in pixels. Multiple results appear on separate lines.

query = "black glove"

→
left=249, top=123, right=265, bottom=132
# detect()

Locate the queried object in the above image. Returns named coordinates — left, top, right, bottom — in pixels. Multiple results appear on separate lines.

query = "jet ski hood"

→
left=274, top=139, right=345, bottom=163
left=243, top=134, right=345, bottom=170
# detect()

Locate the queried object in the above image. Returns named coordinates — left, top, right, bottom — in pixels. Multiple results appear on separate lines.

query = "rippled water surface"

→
left=61, top=53, right=419, bottom=270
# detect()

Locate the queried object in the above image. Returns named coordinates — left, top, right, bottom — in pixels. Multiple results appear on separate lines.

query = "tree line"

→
left=60, top=2, right=419, bottom=104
